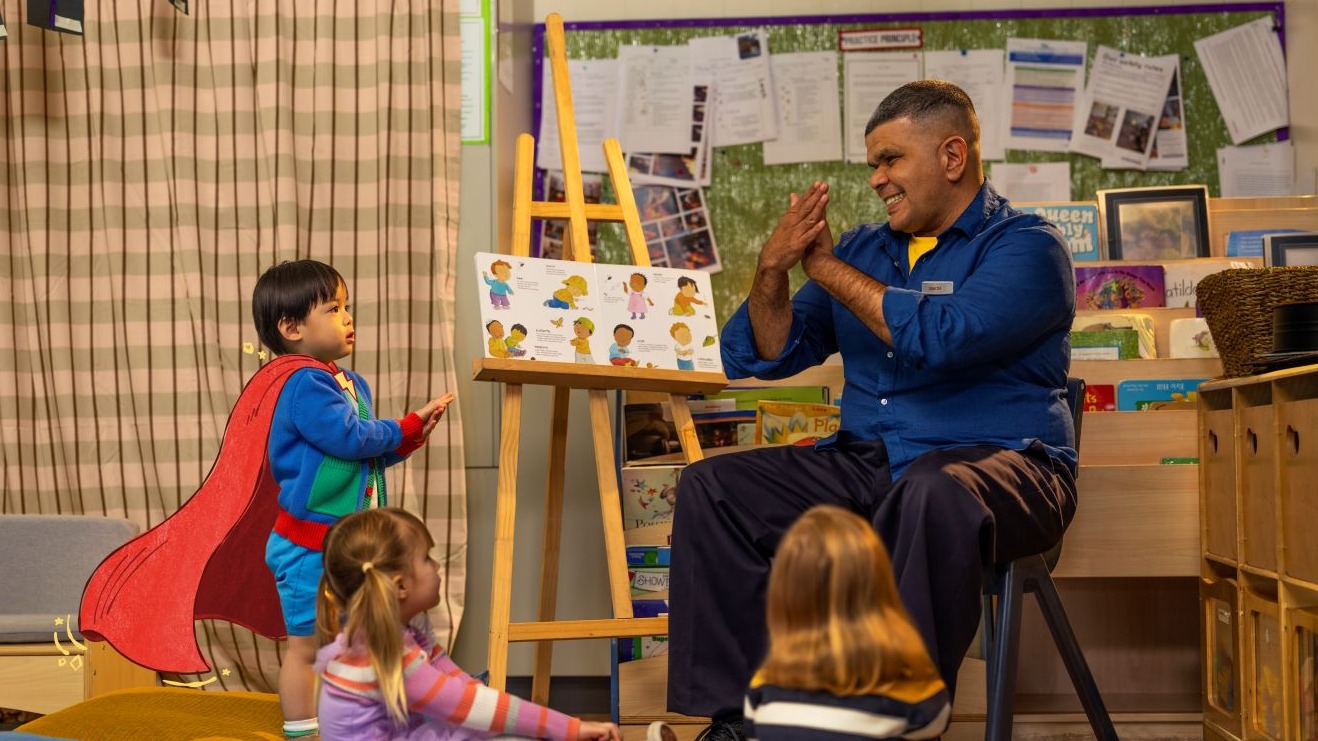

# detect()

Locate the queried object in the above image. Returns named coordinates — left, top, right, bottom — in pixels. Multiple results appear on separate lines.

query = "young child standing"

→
left=253, top=260, right=455, bottom=741
left=651, top=505, right=949, bottom=741
left=316, top=507, right=622, bottom=741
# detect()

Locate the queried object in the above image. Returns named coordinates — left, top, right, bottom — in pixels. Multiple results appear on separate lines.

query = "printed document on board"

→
left=923, top=49, right=1007, bottom=161
left=1194, top=17, right=1288, bottom=145
left=1004, top=38, right=1087, bottom=153
left=536, top=59, right=618, bottom=173
left=763, top=51, right=844, bottom=165
left=1068, top=47, right=1175, bottom=168
left=1217, top=141, right=1296, bottom=197
left=616, top=45, right=694, bottom=155
left=843, top=51, right=922, bottom=163
left=689, top=31, right=778, bottom=147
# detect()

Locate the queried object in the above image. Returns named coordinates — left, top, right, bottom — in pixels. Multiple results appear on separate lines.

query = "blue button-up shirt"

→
left=721, top=181, right=1076, bottom=478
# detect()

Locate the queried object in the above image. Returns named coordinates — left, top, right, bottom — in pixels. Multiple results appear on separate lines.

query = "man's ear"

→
left=278, top=317, right=302, bottom=343
left=940, top=135, right=969, bottom=183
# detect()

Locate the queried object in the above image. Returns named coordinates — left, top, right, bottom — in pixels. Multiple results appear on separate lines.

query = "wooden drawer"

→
left=1279, top=398, right=1318, bottom=583
left=1240, top=402, right=1277, bottom=572
left=1202, top=406, right=1238, bottom=562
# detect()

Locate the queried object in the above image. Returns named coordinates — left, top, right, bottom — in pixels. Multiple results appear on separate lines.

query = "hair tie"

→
left=361, top=562, right=375, bottom=574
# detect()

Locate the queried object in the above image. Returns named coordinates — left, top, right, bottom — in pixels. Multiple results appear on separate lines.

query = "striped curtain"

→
left=0, top=0, right=466, bottom=692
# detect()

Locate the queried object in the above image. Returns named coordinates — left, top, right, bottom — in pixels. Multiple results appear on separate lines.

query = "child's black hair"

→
left=252, top=260, right=344, bottom=355
left=677, top=276, right=699, bottom=290
left=510, top=323, right=527, bottom=335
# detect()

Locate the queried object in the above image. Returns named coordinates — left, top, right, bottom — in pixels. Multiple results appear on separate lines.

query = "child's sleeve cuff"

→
left=395, top=412, right=427, bottom=456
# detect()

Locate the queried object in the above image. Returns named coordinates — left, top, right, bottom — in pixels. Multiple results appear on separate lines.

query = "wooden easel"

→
left=472, top=13, right=727, bottom=703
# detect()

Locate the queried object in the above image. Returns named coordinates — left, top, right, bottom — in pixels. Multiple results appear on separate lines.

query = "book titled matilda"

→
left=474, top=252, right=722, bottom=372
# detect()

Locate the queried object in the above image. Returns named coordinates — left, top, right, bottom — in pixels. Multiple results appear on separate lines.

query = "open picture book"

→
left=475, top=251, right=723, bottom=373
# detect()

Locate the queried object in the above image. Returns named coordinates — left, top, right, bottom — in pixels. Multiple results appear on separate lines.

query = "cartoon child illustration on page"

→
left=483, top=259, right=515, bottom=310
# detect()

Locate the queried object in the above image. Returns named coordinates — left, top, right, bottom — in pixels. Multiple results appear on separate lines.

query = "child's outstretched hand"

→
left=416, top=392, right=456, bottom=437
left=578, top=721, right=621, bottom=740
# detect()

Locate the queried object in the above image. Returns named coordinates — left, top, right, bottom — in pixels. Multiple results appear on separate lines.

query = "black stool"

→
left=981, top=377, right=1118, bottom=741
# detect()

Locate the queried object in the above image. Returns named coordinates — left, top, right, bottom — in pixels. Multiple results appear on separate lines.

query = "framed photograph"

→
left=1097, top=185, right=1211, bottom=260
left=1263, top=231, right=1318, bottom=267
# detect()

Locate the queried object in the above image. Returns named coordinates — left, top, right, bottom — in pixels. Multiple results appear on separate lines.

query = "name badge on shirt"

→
left=922, top=281, right=954, bottom=295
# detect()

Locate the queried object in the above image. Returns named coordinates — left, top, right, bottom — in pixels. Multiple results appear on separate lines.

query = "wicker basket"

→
left=1197, top=267, right=1318, bottom=377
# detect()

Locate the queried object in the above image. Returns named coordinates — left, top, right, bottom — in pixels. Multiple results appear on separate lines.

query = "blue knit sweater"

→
left=268, top=363, right=423, bottom=525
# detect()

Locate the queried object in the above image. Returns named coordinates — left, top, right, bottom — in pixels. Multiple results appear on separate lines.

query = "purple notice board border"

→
left=527, top=2, right=1285, bottom=225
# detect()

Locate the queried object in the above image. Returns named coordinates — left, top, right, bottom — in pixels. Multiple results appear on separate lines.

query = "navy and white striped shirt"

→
left=744, top=681, right=951, bottom=741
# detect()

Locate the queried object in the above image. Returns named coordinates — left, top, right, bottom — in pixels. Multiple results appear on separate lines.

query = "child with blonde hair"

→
left=651, top=505, right=949, bottom=741
left=316, top=508, right=621, bottom=741
left=752, top=505, right=949, bottom=739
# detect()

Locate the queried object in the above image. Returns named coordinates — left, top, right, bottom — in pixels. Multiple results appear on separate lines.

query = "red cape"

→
left=80, top=355, right=331, bottom=673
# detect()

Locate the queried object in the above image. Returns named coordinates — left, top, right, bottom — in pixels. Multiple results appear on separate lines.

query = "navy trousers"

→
left=666, top=437, right=1077, bottom=719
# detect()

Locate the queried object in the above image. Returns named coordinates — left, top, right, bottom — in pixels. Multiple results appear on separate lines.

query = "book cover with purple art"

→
left=1075, top=265, right=1166, bottom=310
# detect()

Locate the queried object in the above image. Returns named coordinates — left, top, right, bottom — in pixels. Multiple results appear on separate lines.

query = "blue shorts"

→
left=265, top=532, right=322, bottom=636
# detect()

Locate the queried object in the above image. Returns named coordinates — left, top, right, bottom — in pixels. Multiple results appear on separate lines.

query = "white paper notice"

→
left=1195, top=17, right=1288, bottom=144
left=763, top=51, right=843, bottom=165
left=616, top=45, right=694, bottom=155
left=1218, top=141, right=1296, bottom=197
left=989, top=161, right=1072, bottom=203
left=1144, top=63, right=1188, bottom=172
left=1004, top=38, right=1087, bottom=153
left=460, top=15, right=487, bottom=143
left=843, top=51, right=922, bottom=163
left=1069, top=47, right=1175, bottom=168
left=536, top=59, right=619, bottom=174
left=923, top=49, right=1007, bottom=161
left=689, top=31, right=778, bottom=147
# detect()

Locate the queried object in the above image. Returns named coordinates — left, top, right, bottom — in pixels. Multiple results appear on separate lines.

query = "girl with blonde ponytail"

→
left=315, top=508, right=620, bottom=740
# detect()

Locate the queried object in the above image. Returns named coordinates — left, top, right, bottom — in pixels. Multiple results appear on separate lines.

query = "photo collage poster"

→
left=475, top=251, right=723, bottom=373
left=634, top=183, right=721, bottom=273
left=536, top=171, right=603, bottom=261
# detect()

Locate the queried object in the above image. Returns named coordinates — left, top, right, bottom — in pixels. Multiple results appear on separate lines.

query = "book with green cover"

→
left=1071, top=328, right=1140, bottom=360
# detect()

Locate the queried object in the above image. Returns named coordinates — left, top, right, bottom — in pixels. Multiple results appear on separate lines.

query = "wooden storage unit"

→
left=1198, top=364, right=1318, bottom=740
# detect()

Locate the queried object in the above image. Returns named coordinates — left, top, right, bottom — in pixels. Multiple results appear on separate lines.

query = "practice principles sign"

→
left=838, top=27, right=924, bottom=51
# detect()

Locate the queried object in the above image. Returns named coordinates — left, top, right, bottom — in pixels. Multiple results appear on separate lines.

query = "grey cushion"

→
left=0, top=614, right=82, bottom=644
left=0, top=515, right=139, bottom=643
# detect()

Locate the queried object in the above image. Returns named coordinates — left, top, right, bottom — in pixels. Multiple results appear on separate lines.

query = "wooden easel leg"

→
left=487, top=383, right=524, bottom=691
left=588, top=389, right=634, bottom=618
left=668, top=394, right=706, bottom=464
left=531, top=386, right=572, bottom=705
